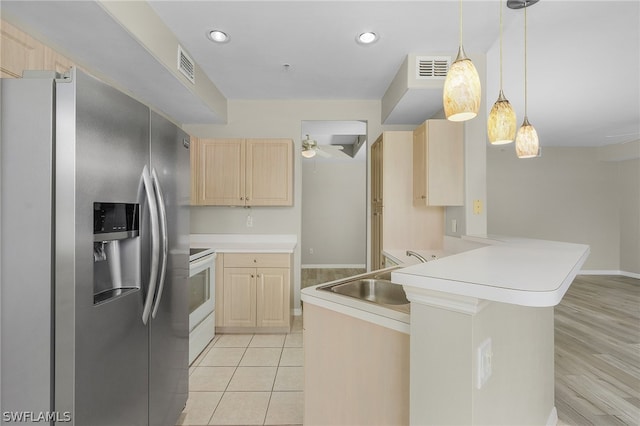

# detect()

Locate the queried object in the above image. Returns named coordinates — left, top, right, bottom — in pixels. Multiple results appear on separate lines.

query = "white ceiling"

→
left=2, top=1, right=638, bottom=148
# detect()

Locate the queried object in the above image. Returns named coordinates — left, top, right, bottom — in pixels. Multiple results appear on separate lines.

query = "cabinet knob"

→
left=251, top=274, right=255, bottom=278
left=240, top=197, right=244, bottom=200
left=253, top=259, right=257, bottom=263
left=421, top=195, right=426, bottom=199
left=246, top=197, right=250, bottom=201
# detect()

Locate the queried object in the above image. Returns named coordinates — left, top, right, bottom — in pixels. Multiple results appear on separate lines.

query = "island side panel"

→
left=471, top=302, right=555, bottom=425
left=409, top=302, right=474, bottom=425
left=303, top=303, right=410, bottom=426
left=409, top=299, right=554, bottom=425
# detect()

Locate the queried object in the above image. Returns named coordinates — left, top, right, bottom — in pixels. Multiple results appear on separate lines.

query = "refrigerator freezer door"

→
left=148, top=111, right=190, bottom=426
left=56, top=68, right=150, bottom=425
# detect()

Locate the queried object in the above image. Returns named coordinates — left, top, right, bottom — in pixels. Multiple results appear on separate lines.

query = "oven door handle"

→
left=190, top=254, right=216, bottom=276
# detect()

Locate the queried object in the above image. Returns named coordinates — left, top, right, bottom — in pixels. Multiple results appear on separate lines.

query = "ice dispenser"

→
left=93, top=202, right=140, bottom=304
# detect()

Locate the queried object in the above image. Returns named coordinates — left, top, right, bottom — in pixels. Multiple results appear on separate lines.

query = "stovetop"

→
left=189, top=247, right=215, bottom=262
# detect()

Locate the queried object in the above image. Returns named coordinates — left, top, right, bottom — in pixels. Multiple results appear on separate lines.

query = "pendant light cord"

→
left=459, top=0, right=463, bottom=47
left=524, top=3, right=528, bottom=117
left=499, top=0, right=503, bottom=90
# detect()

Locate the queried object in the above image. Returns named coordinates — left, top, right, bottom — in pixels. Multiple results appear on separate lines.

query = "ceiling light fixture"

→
left=207, top=30, right=229, bottom=43
left=443, top=0, right=481, bottom=122
left=510, top=0, right=540, bottom=158
left=487, top=0, right=517, bottom=145
left=357, top=32, right=378, bottom=45
left=301, top=135, right=317, bottom=158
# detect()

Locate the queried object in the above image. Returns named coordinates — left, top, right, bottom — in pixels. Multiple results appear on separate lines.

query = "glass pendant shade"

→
left=443, top=46, right=481, bottom=122
left=487, top=90, right=517, bottom=144
left=515, top=116, right=539, bottom=158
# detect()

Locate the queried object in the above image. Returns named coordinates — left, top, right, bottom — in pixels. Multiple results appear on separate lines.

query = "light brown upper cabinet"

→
left=192, top=138, right=293, bottom=206
left=413, top=119, right=464, bottom=206
left=1, top=19, right=73, bottom=78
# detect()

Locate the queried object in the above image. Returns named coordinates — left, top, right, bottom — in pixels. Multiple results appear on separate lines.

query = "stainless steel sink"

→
left=329, top=279, right=409, bottom=305
left=317, top=267, right=409, bottom=311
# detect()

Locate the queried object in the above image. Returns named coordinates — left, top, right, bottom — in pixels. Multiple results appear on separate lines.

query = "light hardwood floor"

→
left=555, top=275, right=640, bottom=425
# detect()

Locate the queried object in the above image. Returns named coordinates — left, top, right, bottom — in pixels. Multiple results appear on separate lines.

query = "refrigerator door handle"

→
left=151, top=168, right=168, bottom=319
left=141, top=165, right=160, bottom=325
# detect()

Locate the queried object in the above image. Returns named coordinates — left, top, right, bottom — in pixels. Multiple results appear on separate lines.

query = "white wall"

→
left=618, top=158, right=640, bottom=275
left=487, top=145, right=640, bottom=274
left=301, top=158, right=366, bottom=266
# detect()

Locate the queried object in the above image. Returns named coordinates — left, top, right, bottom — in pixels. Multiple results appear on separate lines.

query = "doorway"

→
left=300, top=120, right=368, bottom=288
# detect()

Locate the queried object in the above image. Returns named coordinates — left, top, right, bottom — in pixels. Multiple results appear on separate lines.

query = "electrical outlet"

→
left=477, top=338, right=493, bottom=389
left=451, top=219, right=457, bottom=233
left=246, top=215, right=253, bottom=227
left=309, top=248, right=314, bottom=255
left=473, top=199, right=483, bottom=215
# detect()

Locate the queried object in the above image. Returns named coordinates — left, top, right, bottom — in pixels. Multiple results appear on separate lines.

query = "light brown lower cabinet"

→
left=217, top=253, right=291, bottom=333
left=304, top=303, right=410, bottom=425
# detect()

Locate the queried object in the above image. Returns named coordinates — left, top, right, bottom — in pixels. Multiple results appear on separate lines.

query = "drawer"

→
left=223, top=252, right=290, bottom=268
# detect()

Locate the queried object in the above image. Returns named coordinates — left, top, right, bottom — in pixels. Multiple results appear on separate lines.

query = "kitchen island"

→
left=394, top=235, right=589, bottom=426
left=303, top=235, right=589, bottom=426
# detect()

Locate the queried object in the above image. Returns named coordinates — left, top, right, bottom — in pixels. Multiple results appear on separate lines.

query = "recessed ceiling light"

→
left=207, top=30, right=229, bottom=43
left=357, top=32, right=378, bottom=45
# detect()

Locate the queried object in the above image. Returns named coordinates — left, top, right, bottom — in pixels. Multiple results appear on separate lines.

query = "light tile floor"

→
left=177, top=316, right=304, bottom=426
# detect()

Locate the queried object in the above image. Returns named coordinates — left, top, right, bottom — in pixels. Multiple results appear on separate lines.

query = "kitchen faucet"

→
left=406, top=250, right=428, bottom=263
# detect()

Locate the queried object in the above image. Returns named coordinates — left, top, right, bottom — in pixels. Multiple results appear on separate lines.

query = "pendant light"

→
left=487, top=0, right=517, bottom=144
left=511, top=0, right=540, bottom=158
left=443, top=0, right=482, bottom=122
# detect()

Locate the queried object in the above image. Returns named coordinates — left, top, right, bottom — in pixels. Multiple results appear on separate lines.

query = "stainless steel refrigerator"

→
left=1, top=67, right=190, bottom=425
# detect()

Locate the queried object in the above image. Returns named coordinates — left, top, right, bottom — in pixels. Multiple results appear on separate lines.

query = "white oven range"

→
left=189, top=247, right=216, bottom=364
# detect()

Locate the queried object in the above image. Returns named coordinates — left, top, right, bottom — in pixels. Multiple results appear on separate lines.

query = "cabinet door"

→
left=43, top=49, right=73, bottom=75
left=197, top=139, right=245, bottom=205
left=371, top=136, right=383, bottom=207
left=371, top=136, right=384, bottom=269
left=413, top=120, right=464, bottom=206
left=256, top=268, right=290, bottom=328
left=223, top=268, right=256, bottom=327
left=372, top=206, right=383, bottom=270
left=246, top=139, right=293, bottom=206
left=190, top=136, right=199, bottom=204
left=1, top=21, right=45, bottom=78
left=412, top=122, right=428, bottom=206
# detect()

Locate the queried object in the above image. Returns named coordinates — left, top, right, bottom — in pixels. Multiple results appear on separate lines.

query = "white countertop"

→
left=191, top=234, right=297, bottom=253
left=392, top=236, right=590, bottom=307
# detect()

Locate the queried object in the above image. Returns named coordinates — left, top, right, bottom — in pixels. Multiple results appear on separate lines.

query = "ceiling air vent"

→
left=416, top=56, right=450, bottom=79
left=177, top=44, right=195, bottom=84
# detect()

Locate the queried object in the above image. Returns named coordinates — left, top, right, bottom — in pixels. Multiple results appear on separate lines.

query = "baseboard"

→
left=546, top=406, right=558, bottom=426
left=216, top=326, right=290, bottom=334
left=579, top=269, right=640, bottom=279
left=301, top=264, right=366, bottom=269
